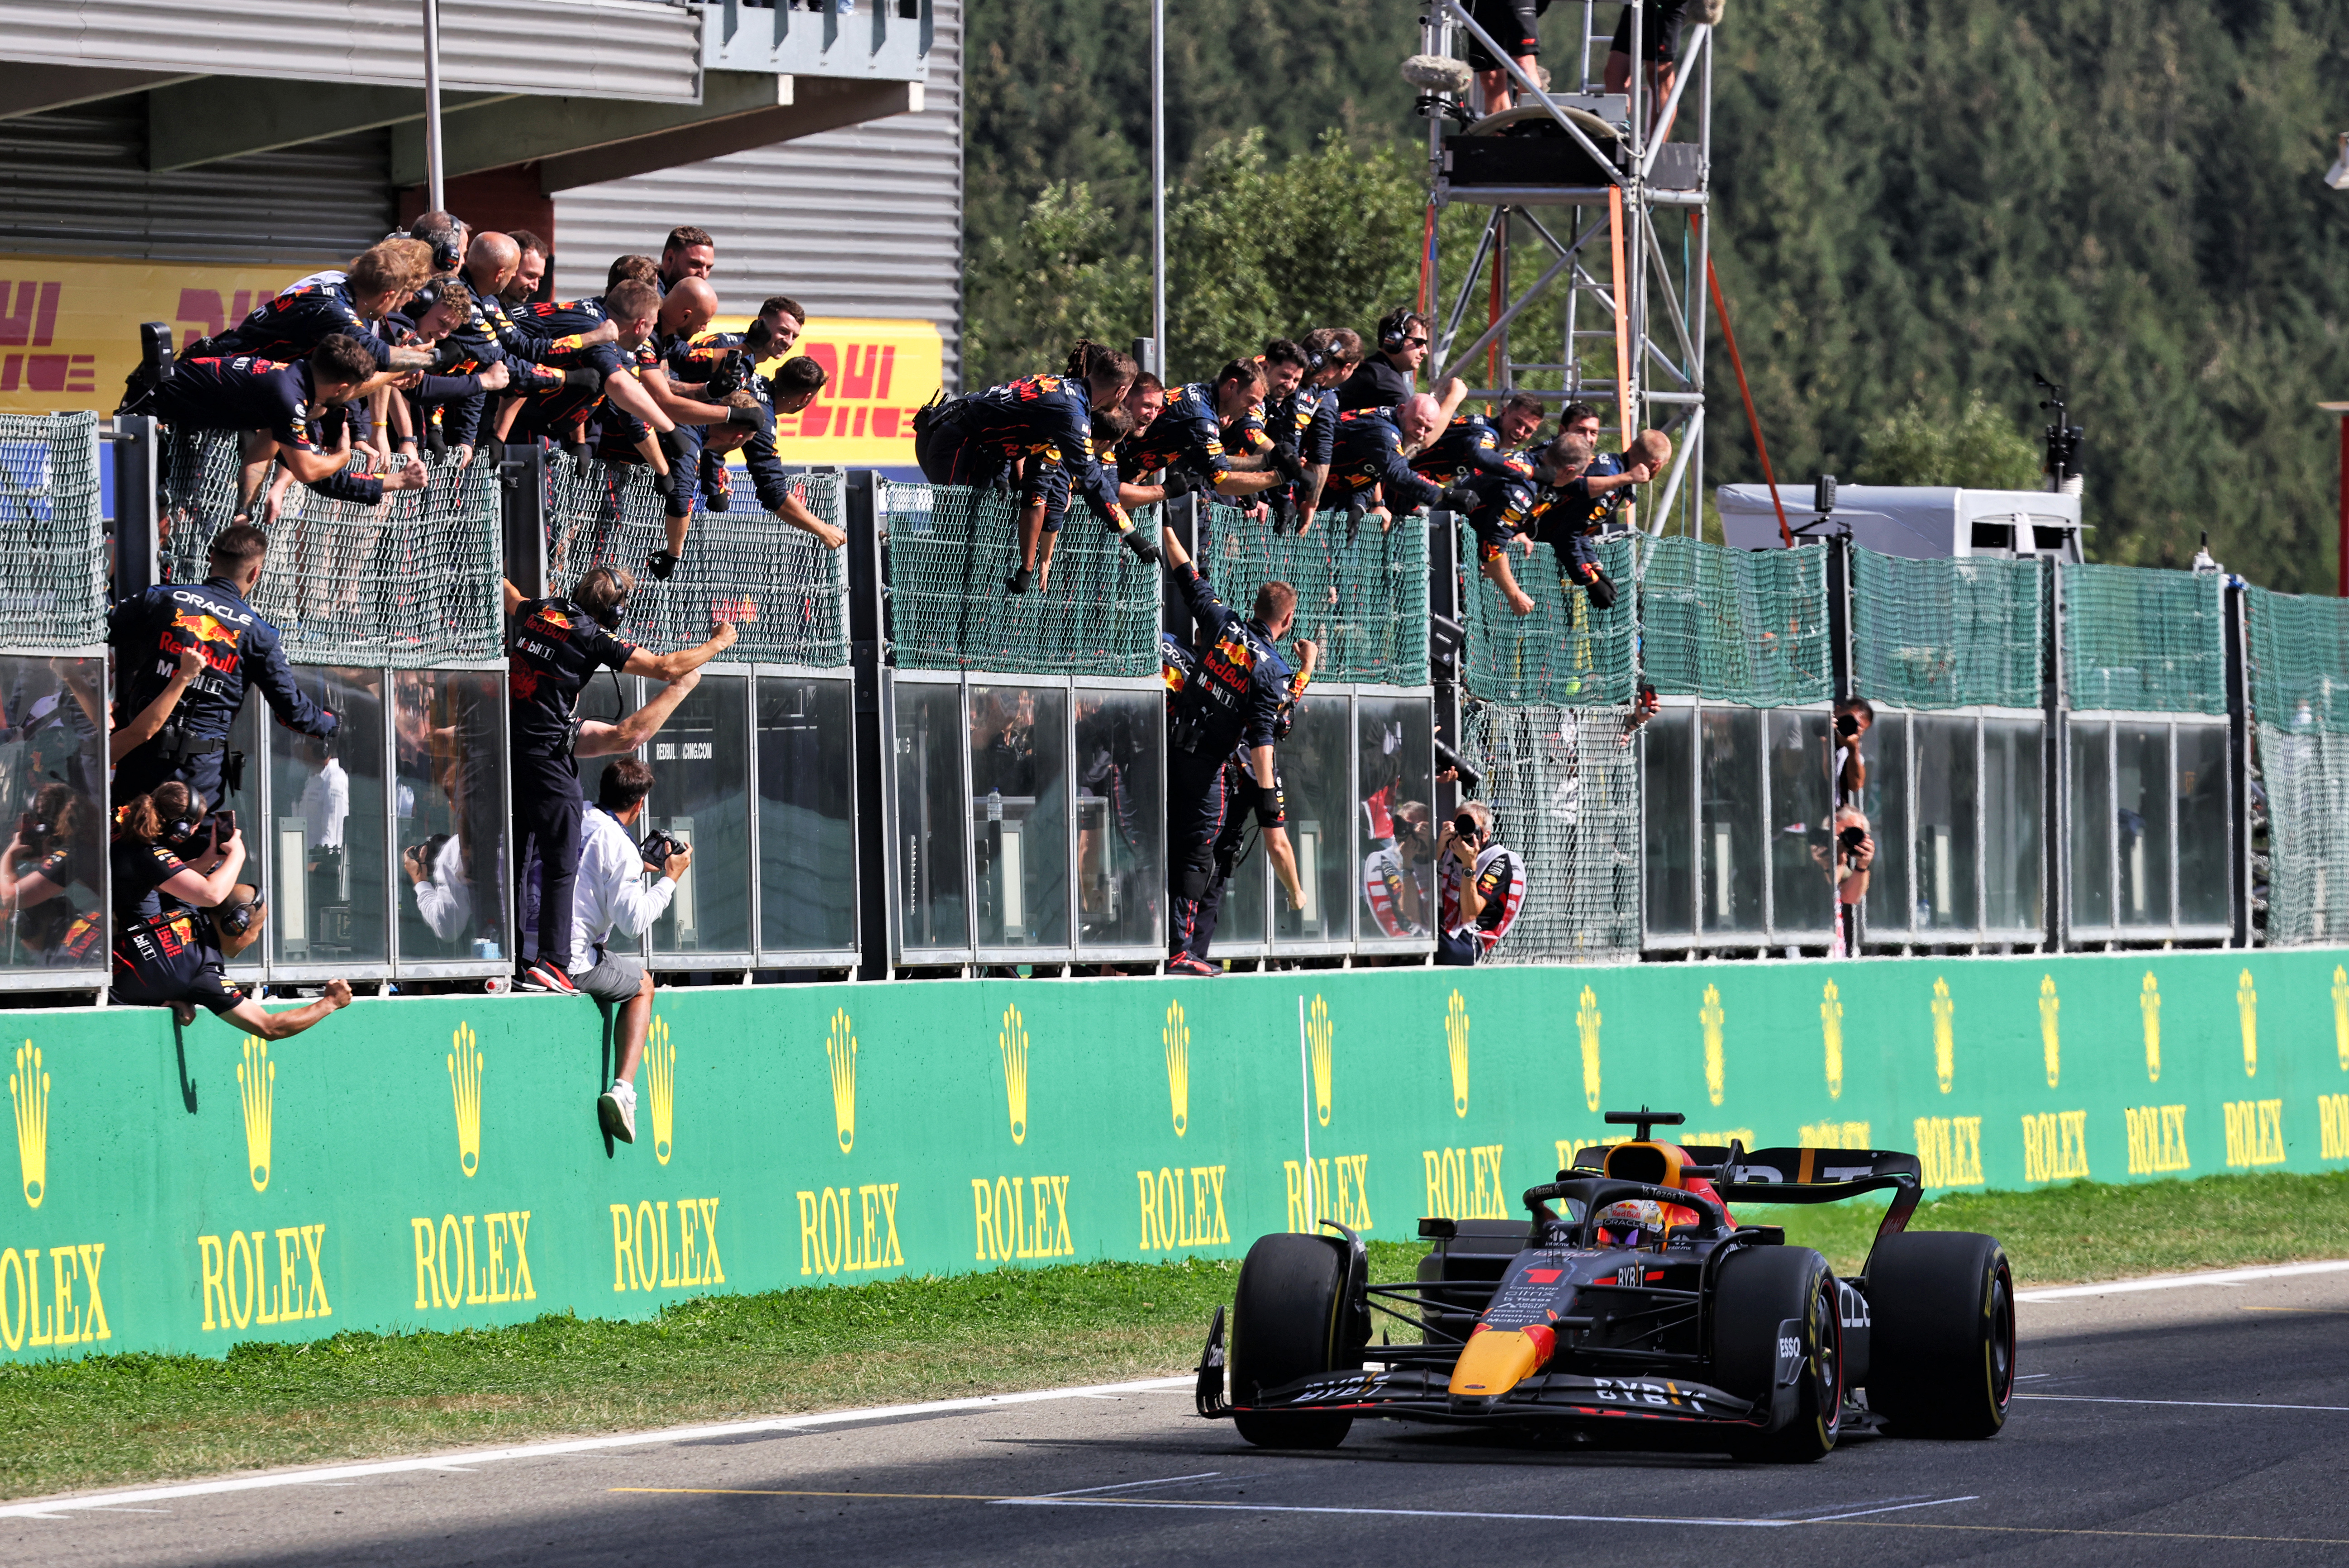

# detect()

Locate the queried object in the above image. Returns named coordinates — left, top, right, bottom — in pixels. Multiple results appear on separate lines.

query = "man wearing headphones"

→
left=1339, top=309, right=1437, bottom=412
left=1262, top=327, right=1362, bottom=526
left=502, top=569, right=739, bottom=995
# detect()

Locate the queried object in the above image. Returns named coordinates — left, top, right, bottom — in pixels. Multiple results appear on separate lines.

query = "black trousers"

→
left=1166, top=749, right=1229, bottom=960
left=112, top=738, right=227, bottom=811
left=514, top=756, right=584, bottom=973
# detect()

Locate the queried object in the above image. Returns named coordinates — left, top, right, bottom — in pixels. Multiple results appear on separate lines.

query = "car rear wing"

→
left=1561, top=1143, right=1925, bottom=1267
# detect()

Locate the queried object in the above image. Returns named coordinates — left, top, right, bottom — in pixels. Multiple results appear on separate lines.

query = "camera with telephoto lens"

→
left=404, top=831, right=453, bottom=868
left=1835, top=712, right=1860, bottom=739
left=1838, top=824, right=1867, bottom=857
left=638, top=827, right=687, bottom=871
left=1452, top=812, right=1482, bottom=844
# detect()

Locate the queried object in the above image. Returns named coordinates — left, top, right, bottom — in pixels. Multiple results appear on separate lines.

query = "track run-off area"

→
left=8, top=1261, right=2349, bottom=1567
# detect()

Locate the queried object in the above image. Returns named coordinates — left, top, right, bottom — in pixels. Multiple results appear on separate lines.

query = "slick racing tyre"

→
left=1712, top=1245, right=1843, bottom=1463
left=1865, top=1230, right=2015, bottom=1438
left=1230, top=1233, right=1361, bottom=1448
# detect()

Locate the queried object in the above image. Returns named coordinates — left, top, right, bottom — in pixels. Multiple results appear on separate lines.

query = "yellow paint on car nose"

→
left=1448, top=1326, right=1553, bottom=1398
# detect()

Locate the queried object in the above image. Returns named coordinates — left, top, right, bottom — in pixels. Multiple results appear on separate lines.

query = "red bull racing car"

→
left=1196, top=1108, right=2013, bottom=1461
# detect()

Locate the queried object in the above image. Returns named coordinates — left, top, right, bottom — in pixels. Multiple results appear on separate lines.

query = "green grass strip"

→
left=2, top=1171, right=2343, bottom=1500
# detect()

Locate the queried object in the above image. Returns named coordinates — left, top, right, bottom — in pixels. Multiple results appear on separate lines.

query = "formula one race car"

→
left=1196, top=1108, right=2013, bottom=1460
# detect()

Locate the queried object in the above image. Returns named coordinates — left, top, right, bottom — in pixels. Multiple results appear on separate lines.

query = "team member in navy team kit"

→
left=1322, top=395, right=1476, bottom=524
left=1155, top=528, right=1309, bottom=975
left=916, top=340, right=1160, bottom=591
left=185, top=237, right=443, bottom=386
left=502, top=568, right=740, bottom=995
left=1411, top=391, right=1545, bottom=488
left=108, top=525, right=341, bottom=810
left=655, top=226, right=716, bottom=295
left=1116, top=360, right=1296, bottom=513
left=662, top=293, right=807, bottom=515
left=1260, top=326, right=1363, bottom=526
left=153, top=335, right=429, bottom=512
left=1453, top=430, right=1595, bottom=614
left=1336, top=307, right=1433, bottom=412
left=1180, top=628, right=1317, bottom=965
left=1524, top=426, right=1670, bottom=599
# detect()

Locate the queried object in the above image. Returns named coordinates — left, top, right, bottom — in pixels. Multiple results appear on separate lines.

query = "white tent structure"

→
left=1714, top=485, right=2085, bottom=563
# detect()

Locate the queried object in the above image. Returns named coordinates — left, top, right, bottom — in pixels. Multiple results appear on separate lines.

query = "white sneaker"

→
left=598, top=1079, right=637, bottom=1143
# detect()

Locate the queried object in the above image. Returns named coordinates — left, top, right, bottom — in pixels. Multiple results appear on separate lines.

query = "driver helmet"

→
left=1595, top=1197, right=1664, bottom=1245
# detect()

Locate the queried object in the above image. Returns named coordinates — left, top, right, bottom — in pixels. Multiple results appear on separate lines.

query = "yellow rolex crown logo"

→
left=9, top=1041, right=47, bottom=1211
left=447, top=1022, right=483, bottom=1179
left=2333, top=965, right=2349, bottom=1073
left=998, top=1003, right=1029, bottom=1147
left=2038, top=975, right=2061, bottom=1090
left=646, top=1014, right=676, bottom=1165
left=1308, top=994, right=1333, bottom=1127
left=1930, top=977, right=1955, bottom=1095
left=1446, top=989, right=1472, bottom=1117
left=1162, top=998, right=1190, bottom=1138
left=1699, top=985, right=1724, bottom=1108
left=237, top=1035, right=274, bottom=1193
left=825, top=1008, right=856, bottom=1155
left=2237, top=969, right=2257, bottom=1078
left=2140, top=973, right=2161, bottom=1084
left=1821, top=979, right=1844, bottom=1101
left=1577, top=986, right=1602, bottom=1113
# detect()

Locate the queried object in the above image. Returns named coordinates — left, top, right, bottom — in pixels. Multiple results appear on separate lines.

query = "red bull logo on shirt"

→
left=169, top=610, right=243, bottom=674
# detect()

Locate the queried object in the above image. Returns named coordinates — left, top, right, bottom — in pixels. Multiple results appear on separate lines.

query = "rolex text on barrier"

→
left=4, top=946, right=2349, bottom=1358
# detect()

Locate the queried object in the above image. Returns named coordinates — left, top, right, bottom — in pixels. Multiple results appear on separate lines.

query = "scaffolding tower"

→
left=1415, top=0, right=1712, bottom=536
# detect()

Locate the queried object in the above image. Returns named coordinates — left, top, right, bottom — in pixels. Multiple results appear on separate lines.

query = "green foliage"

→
left=968, top=132, right=1423, bottom=387
left=1855, top=391, right=2045, bottom=489
left=965, top=0, right=2349, bottom=588
left=964, top=183, right=1148, bottom=394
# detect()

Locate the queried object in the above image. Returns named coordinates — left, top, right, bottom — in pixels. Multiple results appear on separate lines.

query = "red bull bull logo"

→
left=169, top=610, right=242, bottom=673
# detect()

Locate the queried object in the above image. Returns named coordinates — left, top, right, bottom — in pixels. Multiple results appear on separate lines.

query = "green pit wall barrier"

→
left=5, top=948, right=2349, bottom=1360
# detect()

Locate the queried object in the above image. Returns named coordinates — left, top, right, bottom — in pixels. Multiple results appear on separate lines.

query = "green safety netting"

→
left=544, top=460, right=849, bottom=668
left=1206, top=505, right=1428, bottom=686
left=1457, top=526, right=1636, bottom=706
left=1637, top=536, right=1831, bottom=706
left=0, top=412, right=108, bottom=649
left=162, top=429, right=501, bottom=666
left=1850, top=548, right=2044, bottom=711
left=880, top=482, right=1161, bottom=677
left=1461, top=701, right=1641, bottom=962
left=2246, top=585, right=2349, bottom=735
left=2060, top=563, right=2226, bottom=714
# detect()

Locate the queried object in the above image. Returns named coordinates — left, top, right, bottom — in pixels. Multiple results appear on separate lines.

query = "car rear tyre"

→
left=1865, top=1230, right=2014, bottom=1438
left=1712, top=1245, right=1843, bottom=1463
left=1230, top=1233, right=1359, bottom=1449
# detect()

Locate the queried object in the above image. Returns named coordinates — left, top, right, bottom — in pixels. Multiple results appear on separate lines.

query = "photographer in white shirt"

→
left=570, top=755, right=693, bottom=1145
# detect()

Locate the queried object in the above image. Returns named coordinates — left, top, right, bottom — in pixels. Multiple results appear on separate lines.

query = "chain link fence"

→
left=1457, top=528, right=1636, bottom=706
left=878, top=482, right=1161, bottom=677
left=1461, top=701, right=1641, bottom=962
left=1851, top=548, right=2043, bottom=711
left=160, top=429, right=499, bottom=666
left=0, top=412, right=108, bottom=649
left=1637, top=536, right=1831, bottom=707
left=2245, top=586, right=2349, bottom=944
left=1205, top=505, right=1429, bottom=685
left=2060, top=562, right=2226, bottom=714
left=542, top=460, right=848, bottom=667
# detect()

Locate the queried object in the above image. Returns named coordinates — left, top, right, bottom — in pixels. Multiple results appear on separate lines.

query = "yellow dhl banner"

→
left=0, top=256, right=942, bottom=467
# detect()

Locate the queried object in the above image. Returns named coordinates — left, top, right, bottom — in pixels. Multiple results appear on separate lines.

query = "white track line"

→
left=2016, top=1395, right=2349, bottom=1414
left=2016, top=1259, right=2349, bottom=1300
left=0, top=1375, right=1193, bottom=1521
left=994, top=1495, right=1980, bottom=1527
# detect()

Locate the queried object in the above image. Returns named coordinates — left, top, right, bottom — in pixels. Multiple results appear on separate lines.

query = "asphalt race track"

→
left=9, top=1264, right=2349, bottom=1567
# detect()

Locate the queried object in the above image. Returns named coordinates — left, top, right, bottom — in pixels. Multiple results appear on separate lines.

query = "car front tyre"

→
left=1230, top=1232, right=1358, bottom=1449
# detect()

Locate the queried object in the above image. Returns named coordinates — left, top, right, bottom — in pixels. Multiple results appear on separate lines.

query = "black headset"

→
left=1377, top=308, right=1423, bottom=354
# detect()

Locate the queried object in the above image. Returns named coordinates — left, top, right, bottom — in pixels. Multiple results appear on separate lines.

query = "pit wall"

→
left=6, top=948, right=2349, bottom=1361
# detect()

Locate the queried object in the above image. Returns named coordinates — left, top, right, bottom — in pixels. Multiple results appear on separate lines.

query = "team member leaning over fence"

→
left=664, top=294, right=807, bottom=520
left=375, top=280, right=515, bottom=470
left=155, top=336, right=428, bottom=518
left=1262, top=327, right=1363, bottom=527
left=106, top=783, right=355, bottom=1036
left=1434, top=800, right=1527, bottom=966
left=498, top=280, right=677, bottom=485
left=1156, top=527, right=1307, bottom=975
left=915, top=340, right=1158, bottom=589
left=1324, top=396, right=1475, bottom=528
left=1338, top=308, right=1432, bottom=412
left=1413, top=392, right=1544, bottom=489
left=502, top=569, right=738, bottom=996
left=1461, top=431, right=1602, bottom=614
left=1116, top=361, right=1295, bottom=512
left=110, top=524, right=340, bottom=809
left=632, top=279, right=779, bottom=575
left=1519, top=427, right=1669, bottom=598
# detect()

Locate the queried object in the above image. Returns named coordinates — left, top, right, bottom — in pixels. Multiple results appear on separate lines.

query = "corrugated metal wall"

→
left=0, top=102, right=391, bottom=266
left=554, top=0, right=965, bottom=386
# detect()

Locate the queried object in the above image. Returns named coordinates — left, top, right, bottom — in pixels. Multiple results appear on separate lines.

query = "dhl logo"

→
left=1, top=280, right=93, bottom=395
left=774, top=342, right=914, bottom=442
left=169, top=610, right=242, bottom=673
